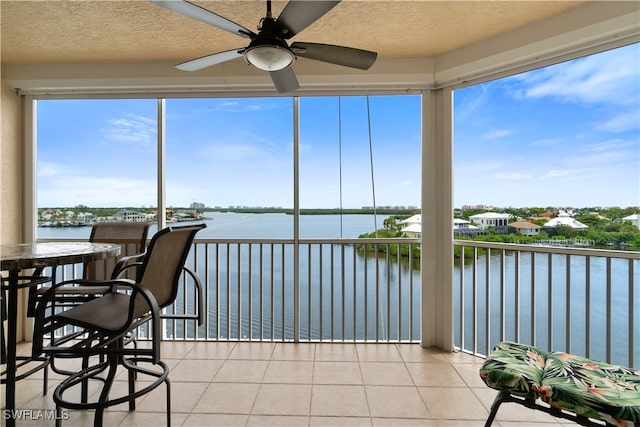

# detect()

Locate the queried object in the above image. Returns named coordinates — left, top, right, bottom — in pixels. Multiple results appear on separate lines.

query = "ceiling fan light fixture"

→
left=244, top=45, right=295, bottom=71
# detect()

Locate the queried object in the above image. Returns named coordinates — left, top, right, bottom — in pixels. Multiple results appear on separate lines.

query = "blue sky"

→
left=37, top=43, right=639, bottom=209
left=454, top=43, right=640, bottom=208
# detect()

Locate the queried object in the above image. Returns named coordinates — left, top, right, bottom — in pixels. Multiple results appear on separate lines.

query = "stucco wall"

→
left=1, top=79, right=28, bottom=341
left=1, top=79, right=23, bottom=244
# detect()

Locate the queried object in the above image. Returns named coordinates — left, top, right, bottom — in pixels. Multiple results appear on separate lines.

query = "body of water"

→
left=38, top=212, right=390, bottom=240
left=38, top=213, right=638, bottom=367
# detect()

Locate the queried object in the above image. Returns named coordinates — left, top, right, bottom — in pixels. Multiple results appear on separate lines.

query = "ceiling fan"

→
left=151, top=0, right=378, bottom=93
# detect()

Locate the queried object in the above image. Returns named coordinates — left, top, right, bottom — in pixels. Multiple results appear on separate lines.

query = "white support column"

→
left=421, top=88, right=454, bottom=350
left=157, top=99, right=166, bottom=230
left=24, top=96, right=37, bottom=243
left=293, top=96, right=300, bottom=342
left=23, top=95, right=37, bottom=341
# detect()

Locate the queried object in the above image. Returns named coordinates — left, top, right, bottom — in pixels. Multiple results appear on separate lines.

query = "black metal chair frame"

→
left=1, top=274, right=52, bottom=395
left=485, top=390, right=606, bottom=427
left=24, top=222, right=150, bottom=397
left=32, top=223, right=206, bottom=427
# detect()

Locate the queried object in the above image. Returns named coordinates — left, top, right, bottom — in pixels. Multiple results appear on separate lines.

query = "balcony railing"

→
left=454, top=240, right=639, bottom=369
left=165, top=238, right=422, bottom=343
left=41, top=237, right=639, bottom=368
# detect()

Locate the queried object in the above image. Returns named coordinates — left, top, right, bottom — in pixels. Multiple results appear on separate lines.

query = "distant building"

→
left=453, top=218, right=483, bottom=237
left=400, top=214, right=422, bottom=237
left=400, top=214, right=421, bottom=226
left=588, top=212, right=610, bottom=221
left=115, top=210, right=150, bottom=222
left=39, top=210, right=54, bottom=221
left=453, top=218, right=472, bottom=230
left=461, top=204, right=493, bottom=211
left=529, top=211, right=555, bottom=222
left=469, top=212, right=511, bottom=233
left=399, top=215, right=485, bottom=237
left=362, top=205, right=418, bottom=211
left=76, top=212, right=95, bottom=224
left=544, top=212, right=588, bottom=229
left=190, top=202, right=205, bottom=209
left=508, top=221, right=542, bottom=236
left=622, top=213, right=640, bottom=228
left=401, top=223, right=422, bottom=238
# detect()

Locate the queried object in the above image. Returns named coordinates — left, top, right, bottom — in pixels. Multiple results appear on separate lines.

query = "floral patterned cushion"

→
left=479, top=341, right=547, bottom=400
left=480, top=341, right=640, bottom=426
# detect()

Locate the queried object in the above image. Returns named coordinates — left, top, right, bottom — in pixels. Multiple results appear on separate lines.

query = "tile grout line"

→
left=355, top=343, right=375, bottom=424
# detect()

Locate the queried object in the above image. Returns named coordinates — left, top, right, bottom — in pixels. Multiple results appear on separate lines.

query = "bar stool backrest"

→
left=84, top=222, right=150, bottom=281
left=132, top=223, right=206, bottom=318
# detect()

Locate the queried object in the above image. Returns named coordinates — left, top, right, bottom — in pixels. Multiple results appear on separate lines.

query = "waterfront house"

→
left=2, top=2, right=639, bottom=424
left=469, top=212, right=512, bottom=233
left=453, top=218, right=477, bottom=231
left=543, top=212, right=589, bottom=229
left=453, top=218, right=483, bottom=237
left=400, top=214, right=421, bottom=227
left=623, top=213, right=640, bottom=228
left=588, top=212, right=611, bottom=222
left=400, top=222, right=422, bottom=238
left=402, top=215, right=482, bottom=237
left=76, top=212, right=96, bottom=224
left=399, top=214, right=422, bottom=237
left=115, top=209, right=151, bottom=223
left=508, top=220, right=542, bottom=236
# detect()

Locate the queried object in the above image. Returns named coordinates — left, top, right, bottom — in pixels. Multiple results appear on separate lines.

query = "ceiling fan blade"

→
left=176, top=48, right=244, bottom=71
left=275, top=1, right=340, bottom=39
left=291, top=42, right=377, bottom=70
left=151, top=0, right=255, bottom=38
left=270, top=67, right=299, bottom=93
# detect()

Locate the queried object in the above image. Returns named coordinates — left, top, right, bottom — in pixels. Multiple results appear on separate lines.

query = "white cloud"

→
left=542, top=170, right=570, bottom=179
left=197, top=100, right=283, bottom=114
left=457, top=161, right=502, bottom=174
left=494, top=172, right=531, bottom=181
left=37, top=161, right=66, bottom=177
left=583, top=138, right=634, bottom=153
left=201, top=133, right=278, bottom=162
left=100, top=114, right=156, bottom=146
left=454, top=84, right=489, bottom=122
left=513, top=45, right=640, bottom=106
left=482, top=129, right=515, bottom=140
left=298, top=142, right=312, bottom=154
left=593, top=110, right=640, bottom=133
left=39, top=175, right=156, bottom=207
left=198, top=131, right=289, bottom=173
left=528, top=137, right=564, bottom=147
left=568, top=143, right=635, bottom=168
left=127, top=114, right=156, bottom=126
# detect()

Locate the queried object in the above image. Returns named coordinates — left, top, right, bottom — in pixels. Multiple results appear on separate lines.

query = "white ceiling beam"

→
left=434, top=1, right=640, bottom=88
left=2, top=57, right=434, bottom=97
left=3, top=2, right=638, bottom=96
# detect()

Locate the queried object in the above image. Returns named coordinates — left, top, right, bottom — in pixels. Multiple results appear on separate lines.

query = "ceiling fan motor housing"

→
left=244, top=18, right=296, bottom=71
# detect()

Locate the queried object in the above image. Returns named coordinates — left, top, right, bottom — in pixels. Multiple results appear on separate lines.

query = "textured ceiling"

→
left=1, top=0, right=587, bottom=66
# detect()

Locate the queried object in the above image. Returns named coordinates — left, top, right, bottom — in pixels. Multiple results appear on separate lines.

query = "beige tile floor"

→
left=5, top=341, right=576, bottom=427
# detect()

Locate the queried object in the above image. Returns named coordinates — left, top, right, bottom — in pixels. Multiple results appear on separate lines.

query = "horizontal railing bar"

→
left=454, top=240, right=640, bottom=260
left=39, top=236, right=638, bottom=260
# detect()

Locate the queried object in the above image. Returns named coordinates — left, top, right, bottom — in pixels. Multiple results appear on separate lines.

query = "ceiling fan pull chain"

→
left=366, top=96, right=378, bottom=237
left=338, top=96, right=344, bottom=239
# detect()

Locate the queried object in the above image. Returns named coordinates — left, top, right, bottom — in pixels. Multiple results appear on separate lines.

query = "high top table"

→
left=1, top=242, right=120, bottom=427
